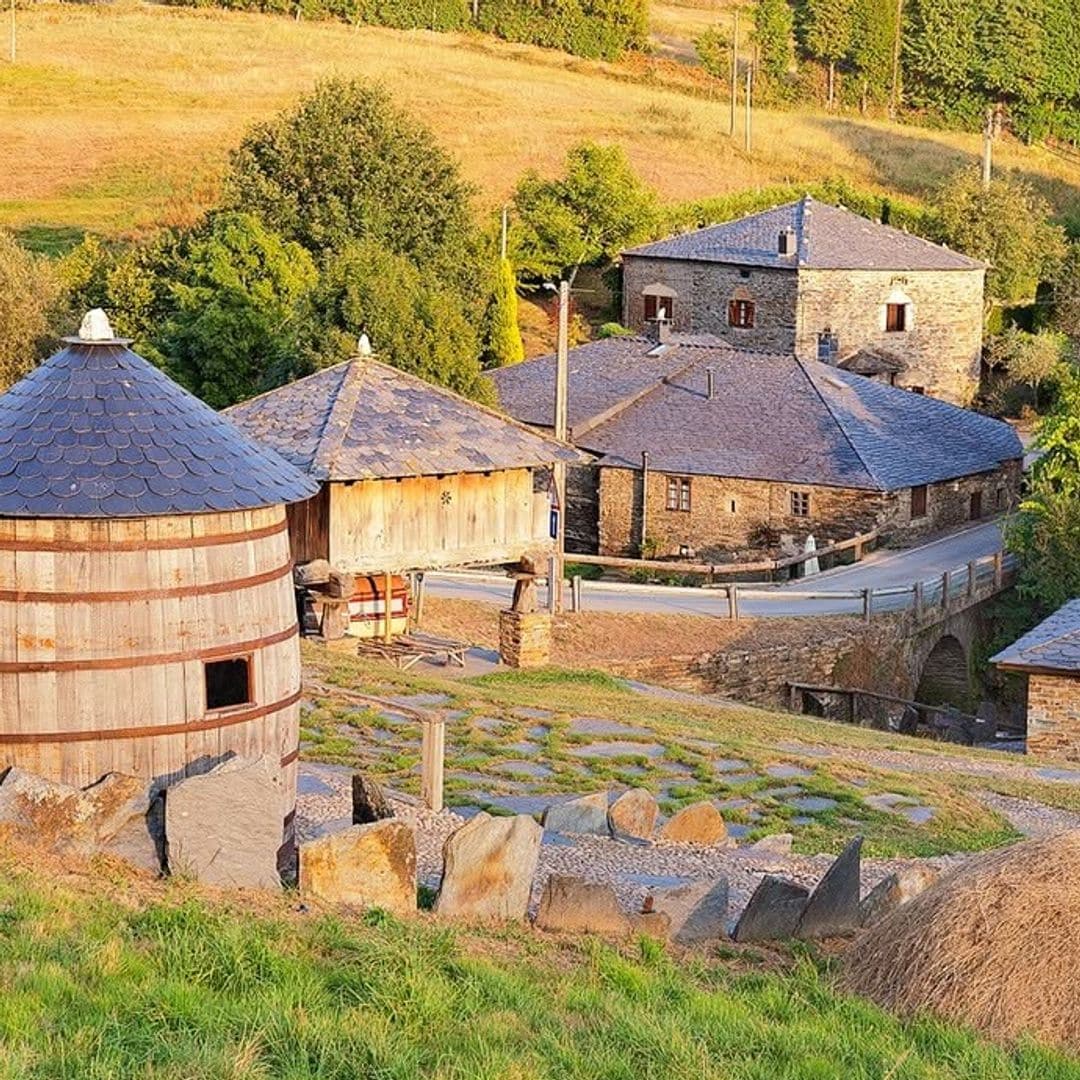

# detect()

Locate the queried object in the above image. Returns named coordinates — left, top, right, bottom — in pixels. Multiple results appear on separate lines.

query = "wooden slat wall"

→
left=326, top=468, right=554, bottom=572
left=0, top=506, right=302, bottom=827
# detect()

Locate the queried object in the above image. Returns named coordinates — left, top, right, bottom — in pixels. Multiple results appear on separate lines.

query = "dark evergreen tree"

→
left=752, top=0, right=795, bottom=89
left=800, top=0, right=854, bottom=106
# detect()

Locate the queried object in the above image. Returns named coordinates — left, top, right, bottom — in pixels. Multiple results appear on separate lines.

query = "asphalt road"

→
left=426, top=520, right=1007, bottom=620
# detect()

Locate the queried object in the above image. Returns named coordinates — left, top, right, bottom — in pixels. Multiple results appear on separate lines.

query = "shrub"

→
left=0, top=232, right=65, bottom=391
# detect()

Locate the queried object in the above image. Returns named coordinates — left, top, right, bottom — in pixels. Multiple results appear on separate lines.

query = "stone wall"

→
left=620, top=257, right=985, bottom=406
left=1025, top=673, right=1080, bottom=759
left=499, top=610, right=552, bottom=669
left=621, top=256, right=800, bottom=354
left=589, top=461, right=1020, bottom=559
left=795, top=267, right=985, bottom=405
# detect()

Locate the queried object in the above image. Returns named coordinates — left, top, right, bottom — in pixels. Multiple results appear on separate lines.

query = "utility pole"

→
left=729, top=9, right=739, bottom=137
left=744, top=63, right=752, bottom=152
left=9, top=0, right=15, bottom=64
left=549, top=280, right=570, bottom=615
left=500, top=204, right=508, bottom=261
left=981, top=104, right=994, bottom=189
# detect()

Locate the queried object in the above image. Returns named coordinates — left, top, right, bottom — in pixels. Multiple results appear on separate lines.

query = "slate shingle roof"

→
left=226, top=357, right=581, bottom=481
left=992, top=600, right=1080, bottom=674
left=623, top=197, right=984, bottom=272
left=490, top=336, right=1022, bottom=492
left=0, top=338, right=318, bottom=518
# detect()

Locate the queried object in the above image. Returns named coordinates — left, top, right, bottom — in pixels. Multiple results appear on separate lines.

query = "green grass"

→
left=302, top=647, right=1034, bottom=858
left=0, top=861, right=1076, bottom=1077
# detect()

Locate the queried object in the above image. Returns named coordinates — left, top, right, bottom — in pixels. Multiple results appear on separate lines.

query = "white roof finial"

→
left=357, top=333, right=373, bottom=357
left=78, top=309, right=115, bottom=342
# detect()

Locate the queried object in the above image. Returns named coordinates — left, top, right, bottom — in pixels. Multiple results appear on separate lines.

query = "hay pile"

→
left=843, top=831, right=1080, bottom=1051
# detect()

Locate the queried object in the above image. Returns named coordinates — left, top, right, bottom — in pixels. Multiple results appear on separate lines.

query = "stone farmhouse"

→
left=992, top=601, right=1080, bottom=760
left=621, top=197, right=986, bottom=405
left=491, top=334, right=1023, bottom=561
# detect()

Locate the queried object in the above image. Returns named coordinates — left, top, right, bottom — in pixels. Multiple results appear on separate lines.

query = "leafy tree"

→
left=1050, top=241, right=1080, bottom=344
left=694, top=27, right=731, bottom=83
left=848, top=0, right=896, bottom=108
left=305, top=240, right=491, bottom=402
left=799, top=0, right=854, bottom=106
left=753, top=0, right=794, bottom=88
left=985, top=326, right=1070, bottom=410
left=223, top=79, right=478, bottom=281
left=158, top=213, right=317, bottom=408
left=902, top=0, right=979, bottom=116
left=974, top=0, right=1044, bottom=107
left=512, top=142, right=657, bottom=284
left=0, top=232, right=65, bottom=391
left=1027, top=368, right=1080, bottom=495
left=932, top=168, right=1067, bottom=308
left=482, top=257, right=524, bottom=368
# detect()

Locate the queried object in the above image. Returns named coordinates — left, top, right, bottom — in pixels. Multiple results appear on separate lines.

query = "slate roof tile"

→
left=992, top=600, right=1080, bottom=674
left=0, top=339, right=318, bottom=518
left=226, top=357, right=582, bottom=481
left=623, top=197, right=984, bottom=272
left=490, top=336, right=1022, bottom=491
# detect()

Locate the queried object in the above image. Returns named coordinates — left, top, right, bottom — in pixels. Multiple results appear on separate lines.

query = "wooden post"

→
left=729, top=10, right=739, bottom=137
left=414, top=571, right=426, bottom=628
left=788, top=683, right=799, bottom=712
left=993, top=550, right=1004, bottom=590
left=941, top=570, right=950, bottom=609
left=982, top=104, right=994, bottom=189
left=571, top=575, right=583, bottom=613
left=728, top=583, right=739, bottom=621
left=853, top=539, right=864, bottom=562
left=383, top=570, right=393, bottom=643
left=847, top=690, right=857, bottom=725
left=861, top=588, right=872, bottom=623
left=967, top=559, right=978, bottom=598
left=914, top=580, right=924, bottom=618
left=420, top=716, right=445, bottom=812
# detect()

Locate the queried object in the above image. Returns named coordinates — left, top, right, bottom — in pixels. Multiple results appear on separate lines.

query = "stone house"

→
left=491, top=333, right=1023, bottom=560
left=621, top=197, right=986, bottom=405
left=992, top=602, right=1080, bottom=759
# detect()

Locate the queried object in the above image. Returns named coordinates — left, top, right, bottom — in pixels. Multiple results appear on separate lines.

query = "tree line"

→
left=699, top=0, right=1080, bottom=142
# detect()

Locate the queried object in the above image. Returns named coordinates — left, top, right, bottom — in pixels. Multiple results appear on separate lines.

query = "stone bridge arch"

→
left=915, top=634, right=970, bottom=709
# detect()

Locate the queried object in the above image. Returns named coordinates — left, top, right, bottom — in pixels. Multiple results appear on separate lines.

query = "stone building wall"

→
left=794, top=267, right=986, bottom=405
left=591, top=460, right=1021, bottom=558
left=620, top=257, right=985, bottom=406
left=1025, top=673, right=1080, bottom=759
left=621, top=256, right=799, bottom=353
left=565, top=465, right=599, bottom=554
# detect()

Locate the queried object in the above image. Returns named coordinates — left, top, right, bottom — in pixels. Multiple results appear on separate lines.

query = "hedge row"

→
left=162, top=0, right=648, bottom=60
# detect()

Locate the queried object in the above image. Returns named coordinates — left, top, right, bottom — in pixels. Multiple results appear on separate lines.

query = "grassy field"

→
left=4, top=2, right=1080, bottom=245
left=300, top=643, right=1080, bottom=859
left=0, top=846, right=1077, bottom=1077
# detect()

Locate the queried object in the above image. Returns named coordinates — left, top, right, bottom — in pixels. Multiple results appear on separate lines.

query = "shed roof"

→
left=623, top=197, right=984, bottom=272
left=491, top=336, right=1022, bottom=491
left=0, top=336, right=317, bottom=518
left=226, top=357, right=582, bottom=481
left=991, top=601, right=1080, bottom=675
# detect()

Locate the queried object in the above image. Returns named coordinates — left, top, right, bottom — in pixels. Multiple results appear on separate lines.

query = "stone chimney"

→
left=646, top=308, right=673, bottom=345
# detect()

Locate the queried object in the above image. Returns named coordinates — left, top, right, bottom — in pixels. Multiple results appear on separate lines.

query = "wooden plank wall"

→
left=327, top=469, right=552, bottom=572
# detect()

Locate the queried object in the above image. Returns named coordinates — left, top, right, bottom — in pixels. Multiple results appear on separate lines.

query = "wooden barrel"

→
left=0, top=503, right=301, bottom=828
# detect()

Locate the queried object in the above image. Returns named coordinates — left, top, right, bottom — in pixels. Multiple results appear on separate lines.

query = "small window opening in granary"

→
left=666, top=476, right=692, bottom=512
left=790, top=491, right=811, bottom=517
left=886, top=302, right=908, bottom=332
left=205, top=657, right=253, bottom=711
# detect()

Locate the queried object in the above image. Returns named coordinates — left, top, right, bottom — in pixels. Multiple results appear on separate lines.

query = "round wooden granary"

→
left=0, top=315, right=318, bottom=841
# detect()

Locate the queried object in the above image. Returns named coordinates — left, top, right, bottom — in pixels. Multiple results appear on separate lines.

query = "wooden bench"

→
left=355, top=632, right=470, bottom=671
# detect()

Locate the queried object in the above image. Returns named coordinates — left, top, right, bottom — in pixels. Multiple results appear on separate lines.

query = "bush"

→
left=0, top=232, right=65, bottom=391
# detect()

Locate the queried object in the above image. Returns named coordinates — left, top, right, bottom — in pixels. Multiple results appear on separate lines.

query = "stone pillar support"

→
left=499, top=610, right=552, bottom=669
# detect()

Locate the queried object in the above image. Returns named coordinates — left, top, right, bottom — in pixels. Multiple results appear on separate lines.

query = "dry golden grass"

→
left=844, top=831, right=1080, bottom=1054
left=3, top=1, right=1080, bottom=239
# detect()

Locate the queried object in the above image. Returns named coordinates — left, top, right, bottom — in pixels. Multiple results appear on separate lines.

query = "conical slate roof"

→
left=0, top=334, right=318, bottom=518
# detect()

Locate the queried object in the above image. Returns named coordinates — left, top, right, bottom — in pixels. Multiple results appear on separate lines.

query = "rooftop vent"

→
left=78, top=309, right=115, bottom=342
left=778, top=228, right=797, bottom=257
left=357, top=333, right=373, bottom=356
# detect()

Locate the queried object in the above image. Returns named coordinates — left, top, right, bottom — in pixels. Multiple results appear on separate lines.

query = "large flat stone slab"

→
left=608, top=788, right=659, bottom=840
left=542, top=792, right=610, bottom=836
left=534, top=875, right=629, bottom=936
left=166, top=756, right=283, bottom=890
left=650, top=879, right=729, bottom=944
left=301, top=820, right=416, bottom=915
left=796, top=835, right=863, bottom=939
left=733, top=876, right=810, bottom=942
left=860, top=865, right=940, bottom=926
left=660, top=802, right=728, bottom=845
left=435, top=813, right=541, bottom=921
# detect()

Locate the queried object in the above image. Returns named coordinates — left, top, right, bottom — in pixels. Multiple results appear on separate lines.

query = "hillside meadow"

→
left=4, top=2, right=1080, bottom=245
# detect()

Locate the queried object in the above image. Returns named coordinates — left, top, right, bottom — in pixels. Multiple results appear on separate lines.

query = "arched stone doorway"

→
left=916, top=635, right=970, bottom=709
